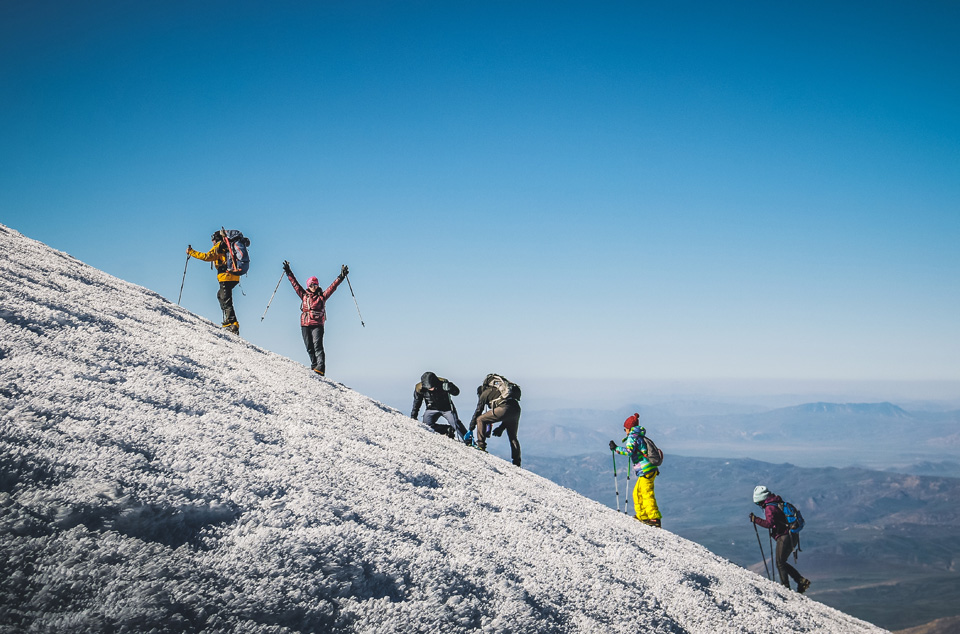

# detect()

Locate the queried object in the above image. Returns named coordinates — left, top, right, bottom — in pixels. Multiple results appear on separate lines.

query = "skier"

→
left=282, top=260, right=347, bottom=376
left=468, top=374, right=521, bottom=467
left=609, top=413, right=662, bottom=528
left=750, top=485, right=811, bottom=593
left=186, top=231, right=242, bottom=334
left=411, top=372, right=466, bottom=439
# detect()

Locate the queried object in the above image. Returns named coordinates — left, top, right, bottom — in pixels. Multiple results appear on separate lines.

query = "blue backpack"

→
left=780, top=500, right=805, bottom=534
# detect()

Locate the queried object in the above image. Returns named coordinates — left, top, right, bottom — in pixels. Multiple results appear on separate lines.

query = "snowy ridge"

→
left=0, top=224, right=885, bottom=633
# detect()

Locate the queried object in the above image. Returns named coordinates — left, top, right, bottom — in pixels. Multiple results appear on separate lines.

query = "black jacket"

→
left=411, top=374, right=460, bottom=418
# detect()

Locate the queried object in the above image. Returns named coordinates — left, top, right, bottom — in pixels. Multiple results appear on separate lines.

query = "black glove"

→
left=749, top=512, right=757, bottom=522
left=492, top=426, right=505, bottom=437
left=341, top=264, right=349, bottom=277
left=609, top=440, right=617, bottom=451
left=283, top=260, right=291, bottom=274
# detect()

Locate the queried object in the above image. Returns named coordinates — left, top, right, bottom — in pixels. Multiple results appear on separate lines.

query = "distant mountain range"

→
left=519, top=452, right=960, bottom=632
left=515, top=402, right=960, bottom=471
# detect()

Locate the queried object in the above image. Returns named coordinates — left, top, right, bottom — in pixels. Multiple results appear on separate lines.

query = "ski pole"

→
left=344, top=272, right=365, bottom=327
left=261, top=272, right=284, bottom=321
left=753, top=522, right=771, bottom=580
left=612, top=449, right=621, bottom=512
left=177, top=254, right=190, bottom=305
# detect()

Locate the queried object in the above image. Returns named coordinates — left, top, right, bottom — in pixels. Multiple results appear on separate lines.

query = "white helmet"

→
left=753, top=485, right=771, bottom=504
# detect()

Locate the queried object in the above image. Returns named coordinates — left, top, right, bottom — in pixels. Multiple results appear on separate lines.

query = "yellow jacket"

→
left=188, top=243, right=240, bottom=282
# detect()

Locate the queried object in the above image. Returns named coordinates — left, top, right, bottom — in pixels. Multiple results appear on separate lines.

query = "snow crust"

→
left=0, top=224, right=886, bottom=632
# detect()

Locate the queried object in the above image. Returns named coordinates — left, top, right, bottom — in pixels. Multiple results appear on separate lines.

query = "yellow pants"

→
left=632, top=470, right=661, bottom=521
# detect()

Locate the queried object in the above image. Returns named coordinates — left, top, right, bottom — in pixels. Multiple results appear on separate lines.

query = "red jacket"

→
left=287, top=272, right=343, bottom=327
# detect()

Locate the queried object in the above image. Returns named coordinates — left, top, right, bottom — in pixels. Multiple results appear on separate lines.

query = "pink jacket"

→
left=287, top=272, right=343, bottom=327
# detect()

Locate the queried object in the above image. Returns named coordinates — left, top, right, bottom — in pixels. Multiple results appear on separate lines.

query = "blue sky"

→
left=2, top=1, right=958, bottom=410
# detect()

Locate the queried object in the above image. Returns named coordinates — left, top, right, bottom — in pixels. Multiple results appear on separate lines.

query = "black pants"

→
left=217, top=281, right=239, bottom=325
left=776, top=533, right=804, bottom=588
left=475, top=399, right=521, bottom=466
left=301, top=324, right=325, bottom=372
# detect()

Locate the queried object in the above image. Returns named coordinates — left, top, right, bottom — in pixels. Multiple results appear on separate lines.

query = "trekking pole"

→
left=625, top=459, right=632, bottom=516
left=344, top=273, right=365, bottom=327
left=450, top=399, right=467, bottom=442
left=769, top=532, right=776, bottom=581
left=177, top=254, right=190, bottom=305
left=261, top=272, right=284, bottom=321
left=612, top=449, right=621, bottom=512
left=753, top=522, right=771, bottom=580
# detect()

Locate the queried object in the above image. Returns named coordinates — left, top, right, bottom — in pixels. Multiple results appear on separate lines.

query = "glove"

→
left=282, top=260, right=291, bottom=274
left=609, top=440, right=617, bottom=451
left=749, top=512, right=757, bottom=522
left=492, top=426, right=505, bottom=437
left=186, top=245, right=192, bottom=254
left=341, top=264, right=349, bottom=277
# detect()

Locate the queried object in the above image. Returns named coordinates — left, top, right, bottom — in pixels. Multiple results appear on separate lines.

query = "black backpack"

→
left=220, top=229, right=251, bottom=275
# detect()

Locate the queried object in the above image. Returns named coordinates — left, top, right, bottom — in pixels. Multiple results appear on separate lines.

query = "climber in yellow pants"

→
left=610, top=413, right=662, bottom=528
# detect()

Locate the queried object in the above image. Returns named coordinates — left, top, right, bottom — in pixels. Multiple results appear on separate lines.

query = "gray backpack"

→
left=481, top=373, right=521, bottom=407
left=643, top=435, right=664, bottom=467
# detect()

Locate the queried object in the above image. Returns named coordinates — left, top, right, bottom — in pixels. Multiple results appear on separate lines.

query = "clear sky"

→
left=2, top=1, right=958, bottom=410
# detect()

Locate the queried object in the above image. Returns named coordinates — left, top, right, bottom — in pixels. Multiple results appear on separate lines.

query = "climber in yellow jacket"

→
left=187, top=231, right=241, bottom=334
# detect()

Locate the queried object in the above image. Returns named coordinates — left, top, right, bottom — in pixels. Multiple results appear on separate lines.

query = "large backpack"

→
left=779, top=500, right=805, bottom=534
left=220, top=229, right=251, bottom=275
left=481, top=373, right=521, bottom=408
left=642, top=435, right=664, bottom=467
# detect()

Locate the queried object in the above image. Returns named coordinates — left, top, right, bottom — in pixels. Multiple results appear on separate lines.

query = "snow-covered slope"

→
left=0, top=224, right=885, bottom=633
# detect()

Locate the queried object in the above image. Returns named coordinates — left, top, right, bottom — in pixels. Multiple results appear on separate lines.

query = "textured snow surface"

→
left=0, top=223, right=886, bottom=633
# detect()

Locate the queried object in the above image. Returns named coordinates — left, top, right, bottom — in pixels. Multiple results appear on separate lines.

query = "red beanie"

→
left=623, top=413, right=640, bottom=431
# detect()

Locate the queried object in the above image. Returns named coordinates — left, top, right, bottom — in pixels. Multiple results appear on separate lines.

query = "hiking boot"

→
left=476, top=444, right=487, bottom=453
left=797, top=578, right=811, bottom=594
left=222, top=322, right=239, bottom=334
left=313, top=368, right=324, bottom=376
left=643, top=519, right=662, bottom=528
